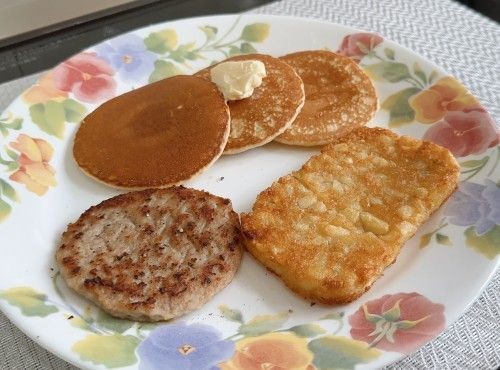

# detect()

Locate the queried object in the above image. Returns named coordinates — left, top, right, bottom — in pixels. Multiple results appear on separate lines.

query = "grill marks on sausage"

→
left=56, top=186, right=243, bottom=321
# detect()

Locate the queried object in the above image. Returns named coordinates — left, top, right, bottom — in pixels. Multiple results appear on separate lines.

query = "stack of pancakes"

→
left=73, top=50, right=377, bottom=190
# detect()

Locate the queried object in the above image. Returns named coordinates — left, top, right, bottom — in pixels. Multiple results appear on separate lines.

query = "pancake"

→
left=196, top=54, right=305, bottom=154
left=73, top=75, right=230, bottom=189
left=56, top=186, right=243, bottom=321
left=242, top=127, right=459, bottom=304
left=276, top=50, right=378, bottom=146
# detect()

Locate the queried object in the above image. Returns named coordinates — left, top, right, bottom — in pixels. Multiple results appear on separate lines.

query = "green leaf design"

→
left=382, top=300, right=401, bottom=321
left=436, top=233, right=452, bottom=246
left=9, top=118, right=23, bottom=129
left=396, top=316, right=429, bottom=330
left=69, top=315, right=93, bottom=331
left=428, top=70, right=438, bottom=84
left=144, top=29, right=178, bottom=54
left=149, top=60, right=183, bottom=83
left=460, top=157, right=488, bottom=168
left=240, top=42, right=257, bottom=54
left=0, top=117, right=22, bottom=137
left=29, top=101, right=66, bottom=138
left=219, top=304, right=243, bottom=323
left=29, top=104, right=46, bottom=131
left=364, top=62, right=412, bottom=82
left=5, top=147, right=19, bottom=161
left=0, top=287, right=58, bottom=317
left=72, top=334, right=140, bottom=368
left=63, top=99, right=87, bottom=123
left=241, top=23, right=270, bottom=42
left=229, top=45, right=242, bottom=57
left=200, top=26, right=217, bottom=41
left=45, top=101, right=66, bottom=136
left=0, top=154, right=18, bottom=173
left=5, top=162, right=18, bottom=172
left=384, top=48, right=395, bottom=60
left=465, top=226, right=500, bottom=259
left=0, top=179, right=19, bottom=202
left=419, top=232, right=433, bottom=248
left=0, top=197, right=12, bottom=222
left=170, top=42, right=197, bottom=63
left=95, top=309, right=135, bottom=333
left=308, top=336, right=381, bottom=370
left=413, top=63, right=427, bottom=85
left=319, top=312, right=344, bottom=321
left=381, top=87, right=420, bottom=127
left=287, top=323, right=326, bottom=337
left=238, top=312, right=288, bottom=336
left=362, top=304, right=383, bottom=323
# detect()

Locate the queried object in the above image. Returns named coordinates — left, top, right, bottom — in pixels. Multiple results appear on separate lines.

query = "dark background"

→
left=0, top=0, right=498, bottom=84
left=457, top=0, right=500, bottom=21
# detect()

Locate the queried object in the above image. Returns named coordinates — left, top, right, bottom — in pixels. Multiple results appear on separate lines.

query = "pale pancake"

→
left=73, top=75, right=230, bottom=189
left=276, top=50, right=378, bottom=146
left=242, top=127, right=459, bottom=304
left=196, top=54, right=305, bottom=154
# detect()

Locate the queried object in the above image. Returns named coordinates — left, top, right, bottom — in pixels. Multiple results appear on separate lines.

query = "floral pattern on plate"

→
left=0, top=282, right=448, bottom=369
left=348, top=292, right=445, bottom=354
left=344, top=31, right=499, bottom=258
left=0, top=17, right=270, bottom=224
left=0, top=16, right=499, bottom=370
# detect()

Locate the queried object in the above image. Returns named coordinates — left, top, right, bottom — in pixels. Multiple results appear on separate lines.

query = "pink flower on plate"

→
left=423, top=107, right=499, bottom=157
left=52, top=52, right=116, bottom=103
left=337, top=33, right=383, bottom=61
left=348, top=292, right=445, bottom=354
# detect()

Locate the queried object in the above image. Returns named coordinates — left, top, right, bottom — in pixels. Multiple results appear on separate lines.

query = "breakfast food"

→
left=242, top=127, right=459, bottom=304
left=196, top=54, right=305, bottom=154
left=73, top=75, right=230, bottom=189
left=276, top=50, right=378, bottom=146
left=56, top=186, right=243, bottom=321
left=210, top=60, right=266, bottom=100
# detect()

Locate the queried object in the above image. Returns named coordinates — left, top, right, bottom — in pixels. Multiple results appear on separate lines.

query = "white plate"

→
left=0, top=14, right=498, bottom=370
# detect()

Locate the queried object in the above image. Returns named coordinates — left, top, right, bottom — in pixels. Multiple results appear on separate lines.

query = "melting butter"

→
left=210, top=60, right=266, bottom=100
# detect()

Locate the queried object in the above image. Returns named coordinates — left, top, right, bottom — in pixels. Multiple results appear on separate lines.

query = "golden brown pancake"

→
left=196, top=54, right=305, bottom=154
left=276, top=50, right=378, bottom=146
left=73, top=75, right=230, bottom=189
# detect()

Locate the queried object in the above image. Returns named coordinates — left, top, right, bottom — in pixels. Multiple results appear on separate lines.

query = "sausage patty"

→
left=56, top=186, right=243, bottom=321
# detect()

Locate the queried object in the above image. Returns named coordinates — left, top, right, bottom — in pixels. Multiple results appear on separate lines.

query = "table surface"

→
left=1, top=0, right=499, bottom=368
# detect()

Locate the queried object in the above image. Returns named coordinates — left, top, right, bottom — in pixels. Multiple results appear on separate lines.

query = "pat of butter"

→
left=210, top=60, right=266, bottom=100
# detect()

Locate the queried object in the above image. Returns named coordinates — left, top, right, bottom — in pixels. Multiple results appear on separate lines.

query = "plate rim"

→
left=0, top=12, right=498, bottom=370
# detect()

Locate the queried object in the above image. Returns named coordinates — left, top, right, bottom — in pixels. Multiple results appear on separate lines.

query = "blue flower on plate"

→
left=137, top=322, right=235, bottom=370
left=444, top=179, right=500, bottom=234
left=95, top=34, right=156, bottom=83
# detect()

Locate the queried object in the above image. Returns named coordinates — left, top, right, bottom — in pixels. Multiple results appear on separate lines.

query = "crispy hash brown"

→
left=241, top=127, right=460, bottom=304
left=56, top=187, right=243, bottom=321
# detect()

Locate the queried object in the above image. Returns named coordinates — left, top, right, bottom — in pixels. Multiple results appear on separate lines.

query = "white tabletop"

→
left=1, top=0, right=499, bottom=368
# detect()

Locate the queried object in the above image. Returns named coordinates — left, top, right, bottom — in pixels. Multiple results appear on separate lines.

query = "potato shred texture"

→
left=241, top=127, right=460, bottom=304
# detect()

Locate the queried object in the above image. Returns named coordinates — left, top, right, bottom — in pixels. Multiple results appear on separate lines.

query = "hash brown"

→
left=242, top=127, right=459, bottom=304
left=56, top=186, right=243, bottom=321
